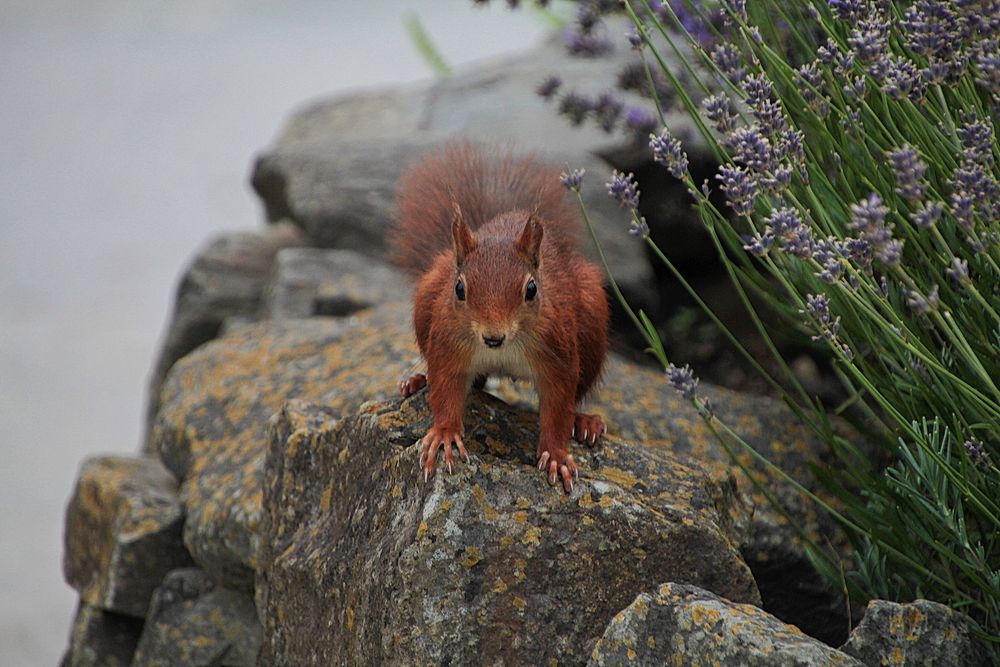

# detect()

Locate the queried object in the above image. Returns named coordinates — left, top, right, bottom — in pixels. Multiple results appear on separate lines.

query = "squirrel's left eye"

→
left=525, top=279, right=537, bottom=301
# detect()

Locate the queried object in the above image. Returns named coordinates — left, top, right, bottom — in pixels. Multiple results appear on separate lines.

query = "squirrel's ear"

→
left=451, top=202, right=475, bottom=265
left=516, top=213, right=543, bottom=268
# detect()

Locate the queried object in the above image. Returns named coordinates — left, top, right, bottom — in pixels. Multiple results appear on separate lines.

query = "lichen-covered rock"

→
left=592, top=363, right=853, bottom=644
left=152, top=274, right=847, bottom=639
left=149, top=306, right=416, bottom=589
left=63, top=455, right=192, bottom=618
left=840, top=599, right=991, bottom=666
left=60, top=603, right=143, bottom=667
left=588, top=583, right=862, bottom=667
left=256, top=397, right=759, bottom=666
left=143, top=223, right=305, bottom=448
left=131, top=568, right=261, bottom=667
left=261, top=246, right=400, bottom=320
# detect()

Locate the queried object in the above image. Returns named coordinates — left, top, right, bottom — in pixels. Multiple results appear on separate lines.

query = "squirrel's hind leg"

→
left=573, top=412, right=606, bottom=447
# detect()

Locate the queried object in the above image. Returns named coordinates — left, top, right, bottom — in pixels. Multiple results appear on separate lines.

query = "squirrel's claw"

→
left=573, top=413, right=607, bottom=447
left=400, top=373, right=428, bottom=398
left=418, top=425, right=467, bottom=480
left=537, top=450, right=577, bottom=493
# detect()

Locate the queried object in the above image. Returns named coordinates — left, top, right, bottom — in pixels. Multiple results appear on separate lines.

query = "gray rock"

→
left=62, top=455, right=193, bottom=618
left=143, top=222, right=305, bottom=449
left=588, top=583, right=863, bottom=667
left=131, top=568, right=261, bottom=667
left=60, top=603, right=142, bottom=667
left=249, top=33, right=686, bottom=306
left=256, top=397, right=759, bottom=666
left=840, top=599, right=992, bottom=666
left=261, top=246, right=400, bottom=320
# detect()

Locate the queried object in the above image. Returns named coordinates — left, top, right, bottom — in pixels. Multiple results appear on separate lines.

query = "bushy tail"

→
left=391, top=142, right=581, bottom=276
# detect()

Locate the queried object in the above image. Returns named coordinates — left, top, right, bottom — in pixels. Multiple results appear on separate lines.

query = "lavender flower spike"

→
left=887, top=144, right=928, bottom=203
left=650, top=129, right=689, bottom=179
left=559, top=168, right=585, bottom=193
left=607, top=170, right=640, bottom=210
left=964, top=438, right=992, bottom=467
left=716, top=165, right=758, bottom=216
left=666, top=363, right=699, bottom=401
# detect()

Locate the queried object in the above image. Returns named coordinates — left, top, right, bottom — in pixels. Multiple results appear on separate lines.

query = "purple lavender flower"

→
left=950, top=191, right=976, bottom=232
left=593, top=92, right=624, bottom=133
left=849, top=15, right=890, bottom=64
left=716, top=164, right=758, bottom=216
left=563, top=28, right=613, bottom=58
left=559, top=168, right=585, bottom=193
left=812, top=237, right=848, bottom=283
left=627, top=26, right=644, bottom=49
left=964, top=438, right=992, bottom=467
left=958, top=117, right=994, bottom=166
left=650, top=128, right=689, bottom=179
left=742, top=74, right=773, bottom=109
left=666, top=363, right=699, bottom=400
left=711, top=44, right=746, bottom=85
left=829, top=0, right=868, bottom=22
left=742, top=229, right=774, bottom=256
left=607, top=170, right=640, bottom=211
left=905, top=284, right=939, bottom=314
left=947, top=257, right=970, bottom=284
left=913, top=201, right=943, bottom=228
left=536, top=75, right=562, bottom=99
left=849, top=193, right=901, bottom=267
left=624, top=106, right=659, bottom=141
left=887, top=144, right=928, bottom=203
left=805, top=292, right=842, bottom=341
left=880, top=56, right=926, bottom=101
left=558, top=91, right=592, bottom=126
left=975, top=45, right=1000, bottom=93
left=702, top=95, right=736, bottom=133
left=725, top=126, right=774, bottom=172
left=630, top=215, right=650, bottom=239
left=752, top=99, right=788, bottom=135
left=616, top=62, right=673, bottom=103
left=723, top=0, right=747, bottom=22
left=798, top=61, right=829, bottom=117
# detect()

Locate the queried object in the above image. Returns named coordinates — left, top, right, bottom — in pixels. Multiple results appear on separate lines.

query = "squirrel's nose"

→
left=482, top=334, right=505, bottom=348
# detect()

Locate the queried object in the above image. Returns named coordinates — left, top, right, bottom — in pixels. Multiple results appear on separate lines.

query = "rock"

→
left=588, top=582, right=862, bottom=666
left=131, top=568, right=261, bottom=667
left=840, top=599, right=991, bottom=666
left=152, top=260, right=847, bottom=638
left=149, top=304, right=415, bottom=589
left=261, top=247, right=400, bottom=320
left=249, top=33, right=678, bottom=307
left=60, top=603, right=142, bottom=667
left=63, top=455, right=192, bottom=618
left=143, top=223, right=306, bottom=448
left=256, top=397, right=759, bottom=666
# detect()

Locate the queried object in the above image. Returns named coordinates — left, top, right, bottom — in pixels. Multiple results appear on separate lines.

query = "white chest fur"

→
left=468, top=340, right=537, bottom=385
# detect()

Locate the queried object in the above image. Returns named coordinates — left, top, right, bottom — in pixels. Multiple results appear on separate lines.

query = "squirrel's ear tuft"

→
left=451, top=202, right=475, bottom=265
left=516, top=213, right=543, bottom=268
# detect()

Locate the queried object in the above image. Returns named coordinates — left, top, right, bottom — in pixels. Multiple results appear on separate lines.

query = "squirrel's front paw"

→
left=537, top=447, right=578, bottom=493
left=400, top=373, right=427, bottom=398
left=418, top=424, right=469, bottom=481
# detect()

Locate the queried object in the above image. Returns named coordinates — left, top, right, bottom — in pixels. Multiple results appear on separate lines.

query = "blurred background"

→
left=0, top=1, right=547, bottom=662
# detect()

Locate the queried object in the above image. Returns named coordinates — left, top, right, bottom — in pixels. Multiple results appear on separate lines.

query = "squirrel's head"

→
left=450, top=204, right=543, bottom=351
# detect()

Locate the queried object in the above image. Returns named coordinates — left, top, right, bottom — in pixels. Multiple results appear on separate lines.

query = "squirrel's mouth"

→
left=482, top=334, right=506, bottom=348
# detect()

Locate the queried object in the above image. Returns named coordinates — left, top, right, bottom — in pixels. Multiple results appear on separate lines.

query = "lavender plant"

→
left=479, top=0, right=1000, bottom=647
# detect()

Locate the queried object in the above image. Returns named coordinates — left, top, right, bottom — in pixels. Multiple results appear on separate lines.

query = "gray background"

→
left=0, top=1, right=546, bottom=662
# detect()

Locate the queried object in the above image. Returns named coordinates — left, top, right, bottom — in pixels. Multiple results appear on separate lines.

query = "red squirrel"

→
left=392, top=143, right=610, bottom=492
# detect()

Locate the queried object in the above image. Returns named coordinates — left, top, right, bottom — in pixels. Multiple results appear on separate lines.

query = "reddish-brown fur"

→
left=392, top=143, right=610, bottom=492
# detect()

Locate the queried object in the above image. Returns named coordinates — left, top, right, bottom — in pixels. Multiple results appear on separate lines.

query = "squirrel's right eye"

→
left=455, top=278, right=466, bottom=301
